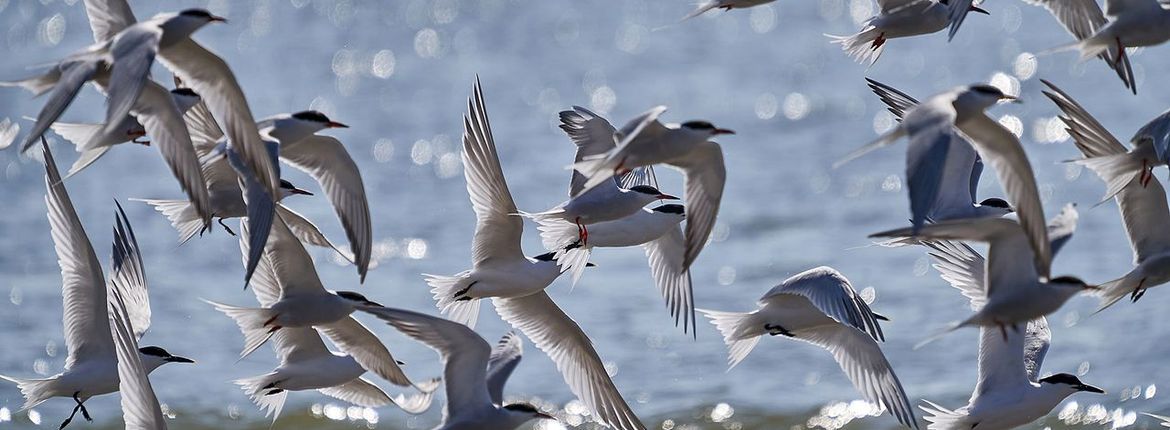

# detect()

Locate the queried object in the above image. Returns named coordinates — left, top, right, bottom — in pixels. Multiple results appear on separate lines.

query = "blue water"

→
left=2, top=0, right=1170, bottom=429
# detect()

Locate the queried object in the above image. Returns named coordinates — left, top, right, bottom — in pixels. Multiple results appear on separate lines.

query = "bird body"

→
left=830, top=0, right=984, bottom=64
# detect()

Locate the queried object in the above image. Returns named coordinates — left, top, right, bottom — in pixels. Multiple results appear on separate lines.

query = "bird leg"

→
left=218, top=218, right=236, bottom=236
left=575, top=216, right=588, bottom=247
left=871, top=33, right=886, bottom=51
left=764, top=323, right=795, bottom=337
left=1132, top=278, right=1148, bottom=302
left=59, top=392, right=91, bottom=429
left=131, top=137, right=151, bottom=146
left=454, top=281, right=478, bottom=301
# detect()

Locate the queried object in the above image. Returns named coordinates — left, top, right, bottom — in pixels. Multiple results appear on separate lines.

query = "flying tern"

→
left=1042, top=80, right=1170, bottom=308
left=571, top=106, right=730, bottom=270
left=917, top=239, right=1104, bottom=430
left=699, top=266, right=919, bottom=430
left=0, top=140, right=192, bottom=429
left=107, top=268, right=167, bottom=430
left=361, top=307, right=558, bottom=430
left=431, top=77, right=645, bottom=430
left=681, top=0, right=778, bottom=21
left=838, top=83, right=1052, bottom=279
left=828, top=0, right=988, bottom=65
left=1055, top=0, right=1170, bottom=93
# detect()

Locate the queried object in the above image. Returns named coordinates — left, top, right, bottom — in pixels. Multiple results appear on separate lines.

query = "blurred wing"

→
left=105, top=25, right=160, bottom=130
left=1041, top=80, right=1126, bottom=157
left=42, top=141, right=113, bottom=368
left=1024, top=0, right=1106, bottom=40
left=795, top=325, right=919, bottom=430
left=108, top=286, right=167, bottom=430
left=574, top=106, right=669, bottom=195
left=485, top=331, right=523, bottom=405
left=226, top=146, right=276, bottom=287
left=560, top=106, right=618, bottom=196
left=158, top=39, right=281, bottom=196
left=178, top=87, right=226, bottom=158
left=358, top=307, right=494, bottom=417
left=317, top=378, right=393, bottom=408
left=642, top=227, right=696, bottom=336
left=1104, top=0, right=1161, bottom=18
left=957, top=113, right=1051, bottom=279
left=132, top=81, right=213, bottom=230
left=493, top=292, right=645, bottom=430
left=19, top=60, right=101, bottom=153
left=905, top=125, right=954, bottom=229
left=82, top=0, right=137, bottom=43
left=318, top=317, right=412, bottom=387
left=944, top=0, right=976, bottom=40
left=766, top=267, right=885, bottom=342
left=278, top=135, right=370, bottom=281
left=110, top=201, right=150, bottom=339
left=1047, top=203, right=1079, bottom=256
left=1022, top=317, right=1051, bottom=382
left=670, top=142, right=726, bottom=271
left=463, top=78, right=524, bottom=266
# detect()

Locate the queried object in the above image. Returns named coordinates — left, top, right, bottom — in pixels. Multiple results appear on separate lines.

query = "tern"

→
left=571, top=106, right=730, bottom=270
left=1042, top=81, right=1170, bottom=308
left=361, top=308, right=558, bottom=430
left=916, top=239, right=1104, bottom=430
left=870, top=205, right=1094, bottom=342
left=206, top=215, right=414, bottom=391
left=681, top=0, right=778, bottom=21
left=48, top=87, right=202, bottom=178
left=520, top=106, right=675, bottom=252
left=431, top=78, right=645, bottom=430
left=838, top=83, right=1052, bottom=279
left=0, top=140, right=193, bottom=429
left=535, top=204, right=696, bottom=335
left=864, top=79, right=1014, bottom=223
left=699, top=266, right=919, bottom=430
left=1058, top=0, right=1170, bottom=93
left=828, top=0, right=989, bottom=65
left=107, top=267, right=168, bottom=430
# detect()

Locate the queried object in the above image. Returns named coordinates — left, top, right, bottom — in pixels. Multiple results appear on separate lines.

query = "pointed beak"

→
left=657, top=193, right=679, bottom=200
left=1077, top=384, right=1105, bottom=394
left=586, top=262, right=597, bottom=268
left=535, top=412, right=556, bottom=420
left=1000, top=94, right=1022, bottom=104
left=969, top=5, right=990, bottom=14
left=713, top=128, right=736, bottom=135
left=326, top=121, right=349, bottom=129
left=1082, top=284, right=1101, bottom=291
left=210, top=15, right=228, bottom=23
left=364, top=300, right=384, bottom=307
left=290, top=188, right=314, bottom=196
left=167, top=355, right=195, bottom=364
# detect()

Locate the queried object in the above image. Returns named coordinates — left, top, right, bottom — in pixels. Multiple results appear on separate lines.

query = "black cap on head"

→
left=970, top=84, right=1005, bottom=97
left=292, top=110, right=332, bottom=124
left=503, top=403, right=540, bottom=413
left=1049, top=276, right=1086, bottom=286
left=681, top=120, right=716, bottom=131
left=337, top=291, right=382, bottom=306
left=279, top=179, right=296, bottom=189
left=628, top=185, right=661, bottom=195
left=179, top=9, right=214, bottom=19
left=139, top=346, right=170, bottom=357
left=979, top=197, right=1011, bottom=209
left=170, top=88, right=199, bottom=98
left=652, top=204, right=685, bottom=215
left=1039, top=373, right=1104, bottom=392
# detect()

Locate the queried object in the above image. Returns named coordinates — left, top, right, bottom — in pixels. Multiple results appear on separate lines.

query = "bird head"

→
left=977, top=197, right=1013, bottom=215
left=290, top=110, right=349, bottom=130
left=627, top=185, right=678, bottom=202
left=651, top=203, right=686, bottom=221
left=1038, top=373, right=1105, bottom=394
left=278, top=179, right=314, bottom=199
left=168, top=88, right=202, bottom=113
left=1047, top=276, right=1098, bottom=292
left=961, top=84, right=1020, bottom=110
left=680, top=120, right=735, bottom=138
left=502, top=402, right=556, bottom=422
left=138, top=345, right=194, bottom=370
left=335, top=291, right=383, bottom=307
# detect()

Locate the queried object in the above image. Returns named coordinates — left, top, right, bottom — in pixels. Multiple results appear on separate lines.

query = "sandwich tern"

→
left=828, top=0, right=988, bottom=65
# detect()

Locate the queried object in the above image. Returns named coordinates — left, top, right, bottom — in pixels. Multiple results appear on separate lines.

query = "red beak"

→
left=657, top=194, right=679, bottom=200
left=713, top=128, right=736, bottom=135
left=327, top=121, right=349, bottom=128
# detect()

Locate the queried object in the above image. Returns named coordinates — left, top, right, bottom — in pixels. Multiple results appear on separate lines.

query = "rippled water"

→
left=2, top=0, right=1170, bottom=429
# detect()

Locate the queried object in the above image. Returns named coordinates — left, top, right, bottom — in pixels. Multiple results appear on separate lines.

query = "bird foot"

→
left=1132, top=278, right=1147, bottom=302
left=454, top=281, right=477, bottom=300
left=218, top=218, right=236, bottom=236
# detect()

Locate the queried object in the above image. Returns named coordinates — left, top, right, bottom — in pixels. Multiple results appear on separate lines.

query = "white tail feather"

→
left=698, top=309, right=763, bottom=369
left=425, top=272, right=481, bottom=328
left=394, top=377, right=440, bottom=414
left=49, top=122, right=102, bottom=150
left=0, top=374, right=59, bottom=411
left=132, top=198, right=205, bottom=244
left=204, top=299, right=277, bottom=360
left=919, top=399, right=972, bottom=430
left=1094, top=273, right=1140, bottom=313
left=533, top=217, right=592, bottom=287
left=1073, top=152, right=1142, bottom=201
left=826, top=27, right=884, bottom=65
left=235, top=373, right=287, bottom=422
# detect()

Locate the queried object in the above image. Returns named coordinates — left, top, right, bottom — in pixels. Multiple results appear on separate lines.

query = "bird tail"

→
left=393, top=377, right=441, bottom=415
left=48, top=122, right=102, bottom=151
left=234, top=372, right=287, bottom=422
left=131, top=198, right=206, bottom=244
left=919, top=399, right=972, bottom=430
left=425, top=271, right=481, bottom=329
left=698, top=309, right=764, bottom=369
left=1072, top=152, right=1142, bottom=202
left=913, top=320, right=966, bottom=350
left=680, top=1, right=721, bottom=21
left=1093, top=272, right=1141, bottom=313
left=532, top=217, right=592, bottom=288
left=0, top=72, right=58, bottom=96
left=826, top=27, right=884, bottom=66
left=0, top=374, right=59, bottom=411
left=515, top=208, right=566, bottom=225
left=203, top=299, right=277, bottom=360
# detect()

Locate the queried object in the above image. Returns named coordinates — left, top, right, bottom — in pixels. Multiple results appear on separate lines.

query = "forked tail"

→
left=1094, top=272, right=1143, bottom=312
left=131, top=198, right=205, bottom=244
left=204, top=299, right=278, bottom=360
left=533, top=217, right=592, bottom=287
left=919, top=399, right=972, bottom=430
left=826, top=27, right=884, bottom=65
left=235, top=372, right=287, bottom=422
left=425, top=271, right=481, bottom=328
left=698, top=309, right=764, bottom=369
left=1073, top=152, right=1142, bottom=201
left=0, top=374, right=59, bottom=411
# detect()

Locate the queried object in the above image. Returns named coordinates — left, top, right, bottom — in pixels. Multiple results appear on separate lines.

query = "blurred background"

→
left=1, top=0, right=1169, bottom=429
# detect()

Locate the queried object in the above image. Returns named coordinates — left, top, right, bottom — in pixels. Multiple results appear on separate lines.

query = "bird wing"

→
left=105, top=24, right=161, bottom=131
left=317, top=377, right=393, bottom=408
left=573, top=106, right=669, bottom=195
left=642, top=226, right=696, bottom=336
left=358, top=306, right=495, bottom=419
left=764, top=267, right=886, bottom=342
left=1047, top=203, right=1079, bottom=256
left=971, top=323, right=1032, bottom=400
left=41, top=141, right=113, bottom=368
left=1133, top=110, right=1170, bottom=163
left=110, top=201, right=150, bottom=340
left=492, top=292, right=645, bottom=430
left=1022, top=317, right=1051, bottom=382
left=866, top=78, right=920, bottom=122
left=81, top=0, right=137, bottom=43
left=131, top=81, right=213, bottom=230
left=176, top=83, right=226, bottom=158
left=237, top=220, right=281, bottom=307
left=1040, top=80, right=1126, bottom=158
left=669, top=141, right=726, bottom=270
left=261, top=213, right=327, bottom=297
left=922, top=239, right=988, bottom=310
left=944, top=0, right=976, bottom=40
left=318, top=316, right=412, bottom=387
left=157, top=39, right=281, bottom=196
left=560, top=105, right=619, bottom=196
left=463, top=78, right=525, bottom=266
left=225, top=144, right=277, bottom=287
left=275, top=204, right=354, bottom=264
left=485, top=331, right=523, bottom=406
left=19, top=59, right=102, bottom=153
left=1104, top=0, right=1162, bottom=17
left=956, top=112, right=1051, bottom=279
left=278, top=135, right=371, bottom=282
left=1024, top=0, right=1106, bottom=40
left=905, top=123, right=955, bottom=228
left=878, top=0, right=923, bottom=15
left=794, top=324, right=919, bottom=430
left=269, top=327, right=333, bottom=366
left=108, top=283, right=167, bottom=430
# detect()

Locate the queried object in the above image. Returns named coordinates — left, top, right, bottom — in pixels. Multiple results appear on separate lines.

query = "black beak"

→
left=167, top=355, right=195, bottom=364
left=210, top=15, right=228, bottom=23
left=713, top=128, right=736, bottom=135
left=327, top=121, right=349, bottom=128
left=365, top=300, right=384, bottom=307
left=535, top=412, right=556, bottom=420
left=290, top=188, right=314, bottom=196
left=1077, top=384, right=1105, bottom=394
left=586, top=262, right=597, bottom=267
left=969, top=6, right=990, bottom=14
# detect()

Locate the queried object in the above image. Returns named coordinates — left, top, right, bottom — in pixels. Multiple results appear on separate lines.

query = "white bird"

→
left=229, top=239, right=434, bottom=421
left=520, top=106, right=676, bottom=252
left=698, top=266, right=919, bottom=430
left=572, top=106, right=730, bottom=270
left=916, top=238, right=1104, bottom=430
left=1060, top=0, right=1170, bottom=92
left=360, top=307, right=558, bottom=430
left=869, top=205, right=1093, bottom=342
left=828, top=0, right=988, bottom=65
left=49, top=87, right=202, bottom=178
left=535, top=204, right=696, bottom=335
left=681, top=0, right=778, bottom=21
left=1041, top=80, right=1170, bottom=308
left=838, top=83, right=1053, bottom=279
left=0, top=140, right=193, bottom=429
left=206, top=216, right=413, bottom=392
left=107, top=264, right=167, bottom=430
left=431, top=78, right=645, bottom=430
